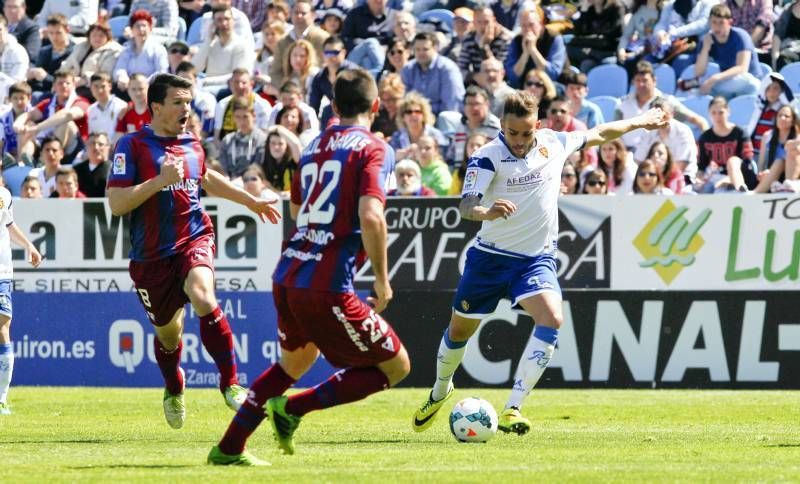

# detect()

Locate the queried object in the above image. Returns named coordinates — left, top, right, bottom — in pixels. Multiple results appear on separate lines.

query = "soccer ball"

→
left=449, top=397, right=498, bottom=443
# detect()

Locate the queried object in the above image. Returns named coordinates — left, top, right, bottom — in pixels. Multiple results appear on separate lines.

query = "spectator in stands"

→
left=693, top=4, right=762, bottom=99
left=371, top=72, right=404, bottom=138
left=270, top=0, right=329, bottom=91
left=632, top=159, right=673, bottom=194
left=414, top=134, right=451, bottom=196
left=727, top=0, right=773, bottom=52
left=199, top=0, right=256, bottom=54
left=129, top=0, right=180, bottom=44
left=378, top=38, right=409, bottom=82
left=37, top=0, right=97, bottom=35
left=320, top=8, right=346, bottom=36
left=523, top=68, right=557, bottom=120
left=193, top=5, right=255, bottom=92
left=341, top=0, right=395, bottom=72
left=87, top=73, right=127, bottom=141
left=15, top=70, right=90, bottom=164
left=647, top=140, right=685, bottom=193
left=459, top=6, right=512, bottom=79
left=61, top=23, right=123, bottom=97
left=51, top=166, right=85, bottom=198
left=0, top=81, right=32, bottom=162
left=0, top=13, right=28, bottom=84
left=393, top=11, right=416, bottom=45
left=696, top=96, right=756, bottom=192
left=652, top=0, right=717, bottom=70
left=387, top=158, right=435, bottom=197
left=598, top=138, right=637, bottom=194
left=20, top=175, right=41, bottom=198
left=506, top=7, right=565, bottom=86
left=449, top=131, right=490, bottom=195
left=115, top=73, right=150, bottom=137
left=276, top=104, right=316, bottom=145
left=4, top=0, right=39, bottom=63
left=267, top=80, right=320, bottom=135
left=492, top=0, right=536, bottom=32
left=443, top=85, right=500, bottom=166
left=253, top=21, right=286, bottom=91
left=563, top=71, right=604, bottom=129
left=743, top=104, right=800, bottom=192
left=173, top=62, right=216, bottom=138
left=215, top=68, right=273, bottom=140
left=568, top=0, right=625, bottom=73
left=547, top=96, right=588, bottom=133
left=219, top=98, right=268, bottom=180
left=241, top=164, right=279, bottom=200
left=165, top=40, right=191, bottom=75
left=391, top=92, right=448, bottom=161
left=582, top=169, right=610, bottom=195
left=476, top=57, right=515, bottom=118
left=635, top=97, right=698, bottom=179
left=617, top=0, right=664, bottom=76
left=309, top=36, right=356, bottom=119
left=266, top=0, right=291, bottom=27
left=29, top=135, right=63, bottom=196
left=560, top=160, right=579, bottom=195
left=185, top=112, right=220, bottom=162
left=772, top=0, right=800, bottom=70
left=616, top=61, right=708, bottom=149
left=262, top=125, right=302, bottom=196
left=443, top=7, right=472, bottom=64
left=113, top=10, right=168, bottom=92
left=73, top=132, right=110, bottom=197
left=747, top=73, right=794, bottom=160
left=282, top=39, right=320, bottom=99
left=401, top=32, right=465, bottom=116
left=29, top=14, right=74, bottom=96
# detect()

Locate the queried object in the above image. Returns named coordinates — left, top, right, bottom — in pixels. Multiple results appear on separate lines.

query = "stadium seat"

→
left=418, top=9, right=454, bottom=32
left=760, top=62, right=773, bottom=75
left=186, top=17, right=204, bottom=45
left=587, top=64, right=628, bottom=98
left=108, top=16, right=128, bottom=41
left=727, top=94, right=758, bottom=128
left=681, top=94, right=713, bottom=138
left=588, top=95, right=620, bottom=123
left=176, top=16, right=187, bottom=41
left=3, top=164, right=32, bottom=197
left=779, top=62, right=800, bottom=93
left=435, top=110, right=462, bottom=136
left=654, top=63, right=676, bottom=95
left=679, top=62, right=720, bottom=82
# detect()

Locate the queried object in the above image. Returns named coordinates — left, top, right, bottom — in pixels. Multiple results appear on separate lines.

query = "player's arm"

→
left=202, top=169, right=281, bottom=223
left=459, top=195, right=516, bottom=221
left=583, top=108, right=668, bottom=148
left=359, top=195, right=392, bottom=313
left=8, top=222, right=42, bottom=267
left=107, top=159, right=183, bottom=216
left=459, top=156, right=516, bottom=221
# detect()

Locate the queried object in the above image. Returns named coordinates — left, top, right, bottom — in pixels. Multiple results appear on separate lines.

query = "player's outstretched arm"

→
left=202, top=169, right=281, bottom=224
left=583, top=108, right=668, bottom=148
left=8, top=222, right=42, bottom=268
left=107, top=158, right=184, bottom=216
left=359, top=195, right=392, bottom=313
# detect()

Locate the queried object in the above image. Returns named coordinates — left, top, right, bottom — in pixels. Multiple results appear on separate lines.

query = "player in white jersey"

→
left=0, top=187, right=42, bottom=415
left=412, top=91, right=666, bottom=435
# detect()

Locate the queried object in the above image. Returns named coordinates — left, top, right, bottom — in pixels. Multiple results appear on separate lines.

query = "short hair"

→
left=87, top=131, right=110, bottom=143
left=333, top=68, right=378, bottom=118
left=413, top=32, right=439, bottom=48
left=563, top=70, right=588, bottom=87
left=55, top=166, right=78, bottom=182
left=21, top=175, right=40, bottom=186
left=147, top=73, right=193, bottom=114
left=395, top=158, right=421, bottom=178
left=129, top=9, right=153, bottom=27
left=231, top=96, right=253, bottom=113
left=46, top=13, right=68, bottom=29
left=8, top=81, right=31, bottom=97
left=710, top=4, right=732, bottom=19
left=211, top=4, right=232, bottom=16
left=323, top=35, right=344, bottom=49
left=231, top=67, right=251, bottom=78
left=87, top=22, right=112, bottom=41
left=465, top=85, right=489, bottom=103
left=41, top=134, right=63, bottom=149
left=129, top=72, right=148, bottom=84
left=53, top=68, right=74, bottom=81
left=175, top=61, right=196, bottom=75
left=89, top=72, right=112, bottom=85
left=503, top=90, right=539, bottom=119
left=634, top=60, right=655, bottom=78
left=280, top=80, right=303, bottom=95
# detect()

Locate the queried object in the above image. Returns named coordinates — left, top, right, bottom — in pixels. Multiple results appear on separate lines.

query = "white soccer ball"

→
left=449, top=397, right=498, bottom=443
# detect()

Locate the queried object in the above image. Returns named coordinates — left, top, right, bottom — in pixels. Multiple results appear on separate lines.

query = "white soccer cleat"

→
left=163, top=368, right=186, bottom=429
left=223, top=384, right=247, bottom=412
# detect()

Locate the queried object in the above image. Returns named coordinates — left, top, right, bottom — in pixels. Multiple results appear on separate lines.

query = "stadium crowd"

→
left=0, top=0, right=799, bottom=198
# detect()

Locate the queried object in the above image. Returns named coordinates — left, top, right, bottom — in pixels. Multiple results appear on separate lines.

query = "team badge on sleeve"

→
left=463, top=168, right=478, bottom=190
left=538, top=146, right=549, bottom=158
left=113, top=153, right=126, bottom=175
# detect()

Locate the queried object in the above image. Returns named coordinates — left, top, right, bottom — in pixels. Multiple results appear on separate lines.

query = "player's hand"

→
left=248, top=197, right=282, bottom=224
left=638, top=108, right=669, bottom=131
left=159, top=158, right=184, bottom=187
left=368, top=277, right=393, bottom=313
left=27, top=245, right=42, bottom=268
left=485, top=199, right=517, bottom=220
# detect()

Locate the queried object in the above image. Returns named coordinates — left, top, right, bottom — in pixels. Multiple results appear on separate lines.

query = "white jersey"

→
left=0, top=187, right=14, bottom=279
left=462, top=129, right=586, bottom=258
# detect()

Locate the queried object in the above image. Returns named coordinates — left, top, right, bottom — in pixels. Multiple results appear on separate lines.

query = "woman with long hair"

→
left=599, top=138, right=637, bottom=194
left=253, top=21, right=287, bottom=94
left=261, top=126, right=302, bottom=197
left=371, top=73, right=405, bottom=139
left=647, top=141, right=684, bottom=194
left=523, top=69, right=557, bottom=120
left=632, top=159, right=673, bottom=194
left=581, top=169, right=610, bottom=194
left=738, top=104, right=800, bottom=193
left=378, top=39, right=411, bottom=82
left=281, top=39, right=319, bottom=101
left=561, top=160, right=580, bottom=195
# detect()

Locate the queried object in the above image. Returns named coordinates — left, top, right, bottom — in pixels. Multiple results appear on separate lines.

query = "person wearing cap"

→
left=129, top=0, right=180, bottom=45
left=36, top=0, right=97, bottom=36
left=694, top=4, right=762, bottom=99
left=320, top=8, right=346, bottom=35
left=61, top=23, right=123, bottom=91
left=401, top=32, right=465, bottom=116
left=166, top=40, right=191, bottom=74
left=746, top=73, right=795, bottom=160
left=563, top=71, right=604, bottom=129
left=443, top=7, right=473, bottom=63
left=112, top=10, right=168, bottom=91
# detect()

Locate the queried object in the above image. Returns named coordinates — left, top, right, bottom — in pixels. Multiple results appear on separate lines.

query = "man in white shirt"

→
left=198, top=0, right=255, bottom=53
left=28, top=135, right=63, bottom=196
left=0, top=14, right=28, bottom=84
left=634, top=96, right=698, bottom=179
left=87, top=73, right=127, bottom=143
left=193, top=5, right=255, bottom=92
left=36, top=0, right=97, bottom=35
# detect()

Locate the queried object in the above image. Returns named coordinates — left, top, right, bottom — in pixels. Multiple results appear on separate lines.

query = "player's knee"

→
left=547, top=314, right=564, bottom=330
left=185, top=282, right=216, bottom=312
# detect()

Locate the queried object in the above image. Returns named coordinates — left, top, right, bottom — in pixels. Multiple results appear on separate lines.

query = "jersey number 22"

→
left=297, top=160, right=341, bottom=227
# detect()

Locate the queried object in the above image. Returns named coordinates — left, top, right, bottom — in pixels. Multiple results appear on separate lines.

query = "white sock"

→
left=505, top=326, right=558, bottom=411
left=0, top=343, right=14, bottom=403
left=431, top=330, right=467, bottom=401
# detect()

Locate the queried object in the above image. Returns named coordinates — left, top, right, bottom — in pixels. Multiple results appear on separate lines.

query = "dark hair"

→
left=55, top=166, right=77, bottom=182
left=46, top=13, right=68, bottom=29
left=633, top=159, right=665, bottom=193
left=90, top=72, right=112, bottom=84
left=503, top=90, right=539, bottom=119
left=323, top=35, right=344, bottom=49
left=413, top=32, right=439, bottom=48
left=646, top=140, right=676, bottom=181
left=129, top=9, right=153, bottom=27
left=175, top=61, right=196, bottom=75
left=263, top=131, right=297, bottom=190
left=561, top=159, right=579, bottom=194
left=599, top=138, right=628, bottom=187
left=634, top=60, right=655, bottom=79
left=276, top=105, right=304, bottom=135
left=280, top=80, right=302, bottom=95
left=333, top=68, right=377, bottom=118
left=147, top=73, right=193, bottom=115
left=41, top=134, right=63, bottom=149
left=710, top=4, right=732, bottom=19
left=87, top=131, right=110, bottom=143
left=465, top=85, right=489, bottom=103
left=87, top=22, right=112, bottom=41
left=8, top=81, right=31, bottom=97
left=581, top=169, right=608, bottom=194
left=767, top=105, right=799, bottom=168
left=708, top=95, right=728, bottom=110
left=563, top=70, right=587, bottom=87
left=53, top=68, right=74, bottom=81
left=211, top=4, right=232, bottom=16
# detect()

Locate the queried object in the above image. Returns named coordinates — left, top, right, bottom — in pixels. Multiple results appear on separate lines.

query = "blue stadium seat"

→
left=418, top=9, right=454, bottom=32
left=186, top=17, right=204, bottom=45
left=176, top=16, right=187, bottom=41
left=760, top=62, right=773, bottom=75
left=3, top=164, right=32, bottom=197
left=727, top=94, right=758, bottom=128
left=677, top=63, right=719, bottom=95
left=587, top=64, right=628, bottom=98
left=108, top=15, right=128, bottom=41
left=654, top=63, right=676, bottom=95
left=680, top=94, right=713, bottom=138
left=589, top=95, right=620, bottom=123
left=779, top=62, right=800, bottom=93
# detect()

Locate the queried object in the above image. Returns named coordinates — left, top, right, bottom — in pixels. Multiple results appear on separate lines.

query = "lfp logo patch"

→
left=112, top=153, right=126, bottom=175
left=633, top=201, right=711, bottom=285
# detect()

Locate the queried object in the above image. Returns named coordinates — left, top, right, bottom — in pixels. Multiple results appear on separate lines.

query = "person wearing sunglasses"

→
left=166, top=40, right=191, bottom=75
left=390, top=91, right=449, bottom=161
left=633, top=159, right=673, bottom=194
left=240, top=164, right=279, bottom=200
left=377, top=38, right=410, bottom=83
left=560, top=159, right=579, bottom=195
left=546, top=96, right=588, bottom=133
left=523, top=69, right=556, bottom=119
left=309, top=36, right=357, bottom=119
left=581, top=169, right=610, bottom=195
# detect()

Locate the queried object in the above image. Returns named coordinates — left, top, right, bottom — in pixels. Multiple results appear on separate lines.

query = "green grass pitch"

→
left=1, top=387, right=799, bottom=482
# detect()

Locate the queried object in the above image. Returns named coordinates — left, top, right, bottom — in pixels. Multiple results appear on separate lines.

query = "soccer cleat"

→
left=498, top=407, right=531, bottom=435
left=223, top=384, right=248, bottom=412
left=0, top=402, right=10, bottom=415
left=411, top=382, right=454, bottom=432
left=207, top=445, right=270, bottom=466
left=163, top=368, right=186, bottom=429
left=266, top=396, right=301, bottom=455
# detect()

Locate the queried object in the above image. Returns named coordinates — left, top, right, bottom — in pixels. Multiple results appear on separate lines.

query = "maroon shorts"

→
left=273, top=284, right=402, bottom=368
left=129, top=235, right=215, bottom=326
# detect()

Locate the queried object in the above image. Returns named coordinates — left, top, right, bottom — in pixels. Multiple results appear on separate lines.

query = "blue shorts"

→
left=452, top=247, right=561, bottom=318
left=0, top=280, right=12, bottom=318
